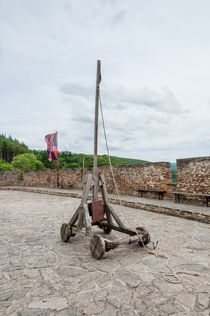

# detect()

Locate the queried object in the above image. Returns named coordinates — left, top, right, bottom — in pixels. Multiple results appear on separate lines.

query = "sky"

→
left=0, top=0, right=210, bottom=162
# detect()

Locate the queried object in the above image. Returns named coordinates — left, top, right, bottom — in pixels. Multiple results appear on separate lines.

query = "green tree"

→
left=32, top=150, right=59, bottom=169
left=0, top=134, right=30, bottom=162
left=11, top=153, right=44, bottom=171
left=171, top=168, right=177, bottom=183
left=0, top=159, right=14, bottom=171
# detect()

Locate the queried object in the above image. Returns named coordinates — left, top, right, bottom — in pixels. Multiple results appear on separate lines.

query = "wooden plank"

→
left=138, top=189, right=166, bottom=193
left=173, top=192, right=210, bottom=207
left=83, top=204, right=92, bottom=234
left=76, top=208, right=84, bottom=231
left=80, top=173, right=92, bottom=205
left=69, top=207, right=79, bottom=226
left=173, top=191, right=210, bottom=197
left=99, top=172, right=128, bottom=228
left=105, top=203, right=125, bottom=228
left=138, top=189, right=166, bottom=200
left=98, top=220, right=136, bottom=236
left=93, top=60, right=101, bottom=201
left=99, top=173, right=113, bottom=226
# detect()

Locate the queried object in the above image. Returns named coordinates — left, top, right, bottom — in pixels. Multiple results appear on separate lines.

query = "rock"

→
left=113, top=267, right=141, bottom=288
left=18, top=310, right=47, bottom=316
left=176, top=293, right=196, bottom=310
left=28, top=297, right=68, bottom=311
left=74, top=302, right=105, bottom=315
left=197, top=292, right=209, bottom=309
left=0, top=289, right=13, bottom=301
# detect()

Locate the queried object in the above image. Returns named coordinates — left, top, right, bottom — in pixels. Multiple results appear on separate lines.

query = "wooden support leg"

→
left=60, top=173, right=93, bottom=241
left=80, top=173, right=93, bottom=205
left=99, top=172, right=135, bottom=231
left=76, top=207, right=84, bottom=232
left=69, top=208, right=79, bottom=226
left=99, top=173, right=113, bottom=233
left=83, top=204, right=92, bottom=234
left=90, top=226, right=150, bottom=259
left=105, top=203, right=125, bottom=228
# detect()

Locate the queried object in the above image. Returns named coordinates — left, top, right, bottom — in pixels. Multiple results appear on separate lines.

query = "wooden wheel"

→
left=60, top=223, right=71, bottom=242
left=103, top=226, right=112, bottom=234
left=135, top=226, right=150, bottom=246
left=97, top=219, right=112, bottom=234
left=90, top=235, right=106, bottom=259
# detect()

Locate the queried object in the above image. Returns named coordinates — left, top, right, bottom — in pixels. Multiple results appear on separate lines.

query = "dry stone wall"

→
left=0, top=156, right=210, bottom=205
left=176, top=156, right=210, bottom=204
left=0, top=162, right=171, bottom=196
left=100, top=162, right=171, bottom=196
left=22, top=168, right=83, bottom=189
left=176, top=156, right=210, bottom=193
left=0, top=171, right=20, bottom=186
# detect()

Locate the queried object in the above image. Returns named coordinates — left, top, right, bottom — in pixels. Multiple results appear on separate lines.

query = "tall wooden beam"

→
left=93, top=60, right=101, bottom=201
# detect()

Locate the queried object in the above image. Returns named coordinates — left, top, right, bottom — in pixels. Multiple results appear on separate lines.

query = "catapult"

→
left=60, top=60, right=151, bottom=259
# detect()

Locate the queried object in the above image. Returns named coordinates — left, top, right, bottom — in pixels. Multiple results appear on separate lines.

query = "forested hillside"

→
left=0, top=135, right=148, bottom=171
left=0, top=134, right=30, bottom=162
left=32, top=150, right=149, bottom=169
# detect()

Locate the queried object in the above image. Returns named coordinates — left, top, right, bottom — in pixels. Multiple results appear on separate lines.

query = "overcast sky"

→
left=0, top=0, right=210, bottom=162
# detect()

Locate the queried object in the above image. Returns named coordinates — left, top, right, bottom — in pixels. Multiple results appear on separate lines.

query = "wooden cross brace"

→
left=60, top=172, right=151, bottom=258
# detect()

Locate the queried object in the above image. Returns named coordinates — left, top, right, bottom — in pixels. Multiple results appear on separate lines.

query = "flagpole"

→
left=56, top=159, right=60, bottom=187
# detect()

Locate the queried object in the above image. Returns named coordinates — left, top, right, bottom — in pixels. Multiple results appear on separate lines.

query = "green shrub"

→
left=0, top=159, right=14, bottom=171
left=11, top=153, right=44, bottom=171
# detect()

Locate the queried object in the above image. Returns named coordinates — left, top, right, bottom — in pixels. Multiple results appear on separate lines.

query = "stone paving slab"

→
left=0, top=190, right=210, bottom=315
left=1, top=186, right=210, bottom=224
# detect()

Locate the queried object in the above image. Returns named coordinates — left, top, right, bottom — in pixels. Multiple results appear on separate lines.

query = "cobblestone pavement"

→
left=0, top=190, right=209, bottom=316
left=3, top=186, right=210, bottom=215
left=2, top=187, right=209, bottom=225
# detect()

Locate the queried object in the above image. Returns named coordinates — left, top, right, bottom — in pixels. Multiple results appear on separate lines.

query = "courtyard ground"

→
left=0, top=190, right=209, bottom=315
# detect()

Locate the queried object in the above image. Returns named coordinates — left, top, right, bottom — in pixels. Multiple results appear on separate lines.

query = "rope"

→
left=137, top=233, right=199, bottom=284
left=99, top=95, right=200, bottom=284
left=99, top=96, right=122, bottom=207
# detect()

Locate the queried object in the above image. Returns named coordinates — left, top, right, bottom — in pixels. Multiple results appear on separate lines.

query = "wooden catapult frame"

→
left=60, top=60, right=150, bottom=259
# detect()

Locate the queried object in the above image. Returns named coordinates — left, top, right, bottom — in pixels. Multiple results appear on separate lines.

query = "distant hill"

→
left=113, top=157, right=149, bottom=165
left=31, top=151, right=149, bottom=169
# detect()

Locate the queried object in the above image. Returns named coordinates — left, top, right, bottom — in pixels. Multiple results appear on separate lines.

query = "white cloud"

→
left=0, top=0, right=209, bottom=161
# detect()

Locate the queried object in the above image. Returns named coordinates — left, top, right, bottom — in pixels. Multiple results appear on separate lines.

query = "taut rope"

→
left=99, top=95, right=199, bottom=284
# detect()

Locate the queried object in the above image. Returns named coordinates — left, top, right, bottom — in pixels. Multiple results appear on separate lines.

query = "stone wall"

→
left=175, top=156, right=210, bottom=204
left=1, top=156, right=210, bottom=205
left=176, top=156, right=210, bottom=193
left=21, top=168, right=83, bottom=189
left=0, top=162, right=171, bottom=196
left=100, top=162, right=171, bottom=196
left=0, top=170, right=20, bottom=186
